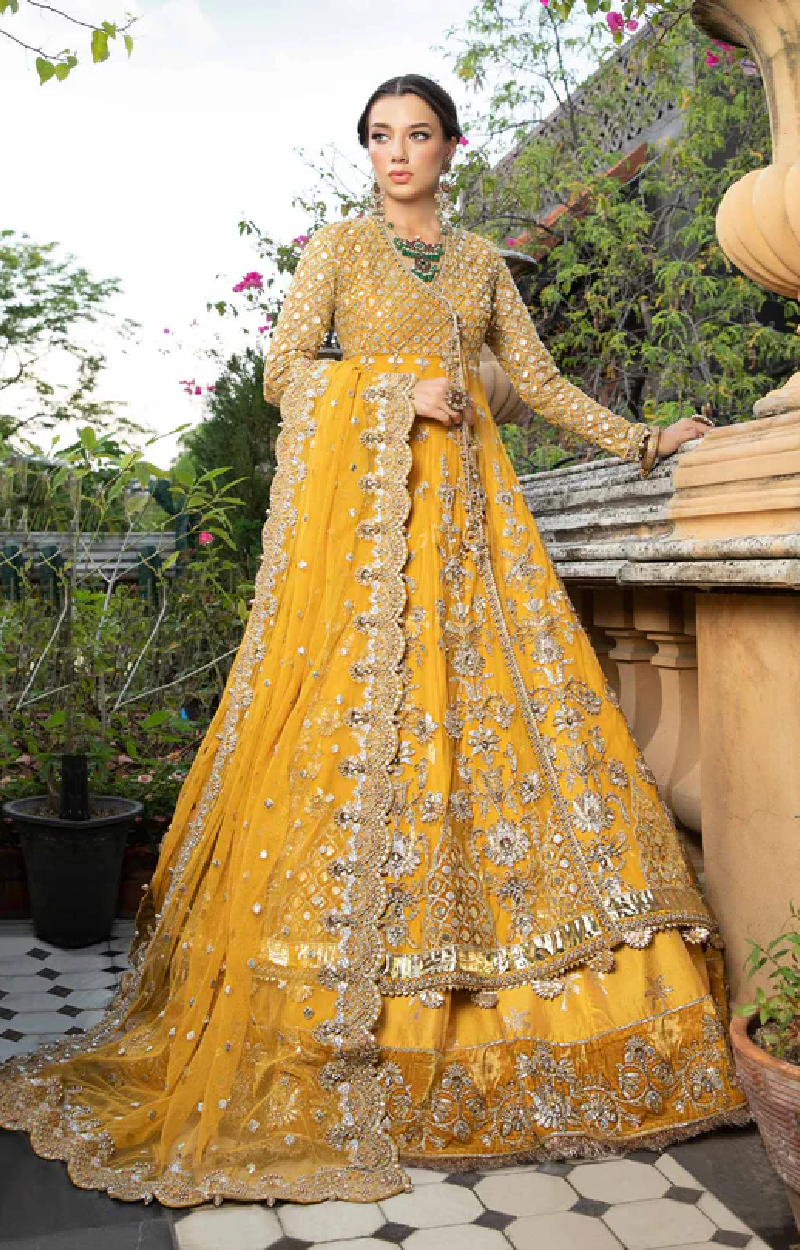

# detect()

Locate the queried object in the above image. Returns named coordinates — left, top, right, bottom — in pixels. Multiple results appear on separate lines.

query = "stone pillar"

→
left=696, top=592, right=800, bottom=1002
left=671, top=409, right=800, bottom=1000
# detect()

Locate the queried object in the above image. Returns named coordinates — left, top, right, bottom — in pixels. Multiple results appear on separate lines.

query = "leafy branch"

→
left=0, top=0, right=137, bottom=83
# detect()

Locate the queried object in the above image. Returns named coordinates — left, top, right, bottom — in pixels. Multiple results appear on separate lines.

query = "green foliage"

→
left=1, top=2, right=136, bottom=84
left=0, top=550, right=250, bottom=847
left=180, top=348, right=282, bottom=566
left=736, top=904, right=800, bottom=1065
left=0, top=230, right=140, bottom=436
left=0, top=423, right=244, bottom=768
left=446, top=6, right=800, bottom=465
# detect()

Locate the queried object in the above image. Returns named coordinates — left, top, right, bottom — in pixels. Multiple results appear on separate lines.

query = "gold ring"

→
left=445, top=385, right=469, bottom=414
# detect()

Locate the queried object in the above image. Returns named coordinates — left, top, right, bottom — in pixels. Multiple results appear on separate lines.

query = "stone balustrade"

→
left=520, top=408, right=800, bottom=1000
left=0, top=531, right=177, bottom=587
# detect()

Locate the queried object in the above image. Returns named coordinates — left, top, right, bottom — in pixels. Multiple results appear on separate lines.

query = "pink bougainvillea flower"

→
left=163, top=328, right=170, bottom=334
left=506, top=236, right=519, bottom=247
left=712, top=38, right=735, bottom=49
left=199, top=531, right=213, bottom=546
left=292, top=234, right=310, bottom=248
left=606, top=11, right=625, bottom=33
left=458, top=134, right=470, bottom=144
left=626, top=18, right=639, bottom=31
left=539, top=0, right=549, bottom=7
left=258, top=324, right=271, bottom=333
left=233, top=270, right=264, bottom=293
left=206, top=384, right=216, bottom=392
left=194, top=386, right=202, bottom=395
left=705, top=49, right=721, bottom=66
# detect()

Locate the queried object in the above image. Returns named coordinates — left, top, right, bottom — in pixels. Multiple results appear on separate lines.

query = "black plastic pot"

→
left=2, top=795, right=144, bottom=948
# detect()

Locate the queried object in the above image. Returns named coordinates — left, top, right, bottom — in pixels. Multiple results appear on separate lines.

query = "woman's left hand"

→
left=658, top=414, right=715, bottom=458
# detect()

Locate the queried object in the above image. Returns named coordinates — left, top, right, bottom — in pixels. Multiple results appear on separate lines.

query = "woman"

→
left=0, top=74, right=747, bottom=1207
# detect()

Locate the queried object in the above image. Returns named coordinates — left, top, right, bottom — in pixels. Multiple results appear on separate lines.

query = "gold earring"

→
left=370, top=178, right=386, bottom=224
left=435, top=175, right=456, bottom=233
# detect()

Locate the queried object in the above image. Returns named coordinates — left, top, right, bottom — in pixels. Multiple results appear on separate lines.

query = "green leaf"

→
left=0, top=0, right=20, bottom=13
left=143, top=711, right=173, bottom=729
left=44, top=711, right=66, bottom=729
left=54, top=61, right=73, bottom=82
left=124, top=33, right=133, bottom=58
left=35, top=58, right=57, bottom=85
left=91, top=28, right=110, bottom=63
left=101, top=21, right=117, bottom=37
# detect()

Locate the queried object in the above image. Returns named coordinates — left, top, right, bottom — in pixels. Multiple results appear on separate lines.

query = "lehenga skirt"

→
left=0, top=354, right=749, bottom=1205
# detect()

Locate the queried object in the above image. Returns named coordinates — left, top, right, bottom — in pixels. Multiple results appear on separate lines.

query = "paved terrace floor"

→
left=0, top=919, right=795, bottom=1250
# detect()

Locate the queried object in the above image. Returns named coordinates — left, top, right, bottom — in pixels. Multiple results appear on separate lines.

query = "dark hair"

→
left=357, top=74, right=462, bottom=148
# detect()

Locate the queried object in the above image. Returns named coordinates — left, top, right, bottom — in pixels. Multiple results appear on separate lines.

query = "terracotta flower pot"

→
left=730, top=1011, right=800, bottom=1230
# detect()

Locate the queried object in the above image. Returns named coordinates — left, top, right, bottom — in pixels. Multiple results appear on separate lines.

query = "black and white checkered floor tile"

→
left=0, top=921, right=791, bottom=1250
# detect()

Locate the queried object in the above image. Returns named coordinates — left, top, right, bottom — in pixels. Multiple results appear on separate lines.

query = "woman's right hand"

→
left=413, top=378, right=475, bottom=429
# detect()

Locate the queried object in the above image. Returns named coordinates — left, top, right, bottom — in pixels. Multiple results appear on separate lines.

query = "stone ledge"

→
left=521, top=411, right=800, bottom=586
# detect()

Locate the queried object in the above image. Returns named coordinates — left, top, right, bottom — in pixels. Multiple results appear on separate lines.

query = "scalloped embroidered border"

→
left=311, top=370, right=418, bottom=1196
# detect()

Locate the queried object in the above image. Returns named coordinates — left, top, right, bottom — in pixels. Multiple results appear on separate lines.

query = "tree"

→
left=180, top=348, right=282, bottom=569
left=0, top=230, right=139, bottom=437
left=445, top=7, right=800, bottom=466
left=0, top=0, right=135, bottom=84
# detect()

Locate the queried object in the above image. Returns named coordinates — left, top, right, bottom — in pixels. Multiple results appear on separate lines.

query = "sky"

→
left=1, top=0, right=485, bottom=469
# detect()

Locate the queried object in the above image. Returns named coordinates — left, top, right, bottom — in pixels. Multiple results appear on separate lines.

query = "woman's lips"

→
left=389, top=171, right=412, bottom=183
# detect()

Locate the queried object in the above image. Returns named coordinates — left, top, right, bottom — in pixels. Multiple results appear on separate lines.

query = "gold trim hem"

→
left=397, top=1102, right=753, bottom=1173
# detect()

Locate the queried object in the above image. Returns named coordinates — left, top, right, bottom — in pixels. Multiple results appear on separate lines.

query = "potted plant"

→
left=1, top=429, right=243, bottom=947
left=731, top=904, right=800, bottom=1231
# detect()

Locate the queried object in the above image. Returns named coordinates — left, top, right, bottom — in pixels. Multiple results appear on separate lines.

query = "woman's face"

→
left=367, top=92, right=457, bottom=214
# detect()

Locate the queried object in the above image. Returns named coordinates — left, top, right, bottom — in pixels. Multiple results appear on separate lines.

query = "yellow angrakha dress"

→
left=0, top=216, right=748, bottom=1206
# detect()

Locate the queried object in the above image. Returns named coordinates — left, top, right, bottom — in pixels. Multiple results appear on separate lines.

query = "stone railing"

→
left=0, top=531, right=177, bottom=589
left=520, top=409, right=800, bottom=999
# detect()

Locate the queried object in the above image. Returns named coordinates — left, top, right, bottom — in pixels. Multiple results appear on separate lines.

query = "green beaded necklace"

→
left=387, top=221, right=444, bottom=284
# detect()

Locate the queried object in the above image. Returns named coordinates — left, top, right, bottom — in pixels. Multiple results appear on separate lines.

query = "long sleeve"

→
left=485, top=252, right=650, bottom=464
left=262, top=224, right=339, bottom=405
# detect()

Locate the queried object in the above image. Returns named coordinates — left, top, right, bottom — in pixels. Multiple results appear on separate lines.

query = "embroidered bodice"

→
left=263, top=215, right=649, bottom=463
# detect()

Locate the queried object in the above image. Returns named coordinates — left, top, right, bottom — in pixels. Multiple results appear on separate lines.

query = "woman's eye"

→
left=370, top=133, right=388, bottom=142
left=411, top=131, right=431, bottom=140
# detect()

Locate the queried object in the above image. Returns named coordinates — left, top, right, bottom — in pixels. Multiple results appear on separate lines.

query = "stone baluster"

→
left=633, top=589, right=701, bottom=833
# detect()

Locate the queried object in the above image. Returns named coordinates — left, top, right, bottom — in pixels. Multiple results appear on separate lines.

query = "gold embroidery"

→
left=0, top=214, right=746, bottom=1206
